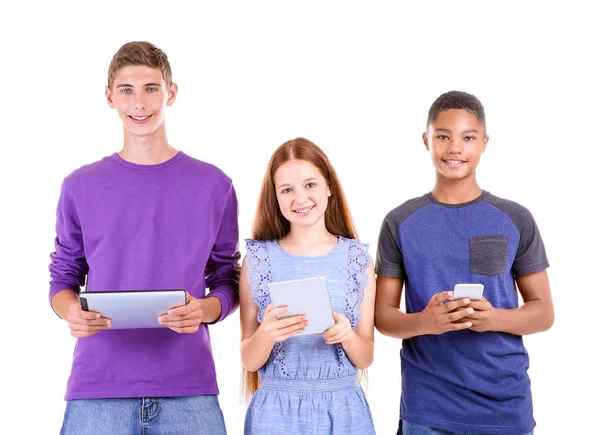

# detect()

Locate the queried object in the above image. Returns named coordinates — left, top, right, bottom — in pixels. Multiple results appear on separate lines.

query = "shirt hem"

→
left=65, top=386, right=219, bottom=400
left=401, top=412, right=534, bottom=435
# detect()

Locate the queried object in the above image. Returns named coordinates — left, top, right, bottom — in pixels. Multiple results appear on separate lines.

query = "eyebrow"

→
left=434, top=128, right=480, bottom=134
left=115, top=82, right=163, bottom=88
left=276, top=177, right=318, bottom=190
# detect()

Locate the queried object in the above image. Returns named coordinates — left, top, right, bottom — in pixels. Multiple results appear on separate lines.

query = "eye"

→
left=280, top=188, right=292, bottom=194
left=464, top=136, right=476, bottom=141
left=121, top=88, right=132, bottom=94
left=306, top=182, right=316, bottom=188
left=147, top=87, right=158, bottom=93
left=436, top=135, right=449, bottom=140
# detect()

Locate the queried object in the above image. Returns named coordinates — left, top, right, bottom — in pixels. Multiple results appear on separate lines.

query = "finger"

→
left=325, top=329, right=350, bottom=344
left=444, top=298, right=471, bottom=311
left=70, top=323, right=110, bottom=336
left=274, top=324, right=307, bottom=341
left=71, top=314, right=112, bottom=327
left=432, top=291, right=454, bottom=305
left=271, top=320, right=308, bottom=338
left=444, top=307, right=474, bottom=323
left=273, top=315, right=306, bottom=328
left=159, top=318, right=201, bottom=328
left=74, top=307, right=106, bottom=320
left=332, top=312, right=345, bottom=322
left=168, top=325, right=200, bottom=334
left=166, top=302, right=195, bottom=316
left=267, top=306, right=290, bottom=319
left=467, top=300, right=489, bottom=310
left=443, top=321, right=473, bottom=331
left=322, top=325, right=342, bottom=338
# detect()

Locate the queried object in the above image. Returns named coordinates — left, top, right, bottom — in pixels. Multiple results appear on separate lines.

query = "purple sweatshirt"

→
left=49, top=152, right=240, bottom=400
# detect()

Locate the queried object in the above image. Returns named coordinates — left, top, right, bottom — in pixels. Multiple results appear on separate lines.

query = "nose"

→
left=133, top=93, right=147, bottom=111
left=294, top=190, right=308, bottom=204
left=448, top=137, right=463, bottom=154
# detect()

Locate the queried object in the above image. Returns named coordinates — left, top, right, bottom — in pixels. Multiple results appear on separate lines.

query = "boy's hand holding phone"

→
left=457, top=296, right=497, bottom=333
left=419, top=291, right=474, bottom=335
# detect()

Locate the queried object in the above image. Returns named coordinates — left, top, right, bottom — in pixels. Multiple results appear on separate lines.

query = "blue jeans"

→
left=60, top=395, right=227, bottom=435
left=399, top=420, right=533, bottom=435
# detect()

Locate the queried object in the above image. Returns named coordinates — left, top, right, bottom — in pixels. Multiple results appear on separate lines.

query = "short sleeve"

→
left=375, top=214, right=405, bottom=279
left=512, top=207, right=549, bottom=277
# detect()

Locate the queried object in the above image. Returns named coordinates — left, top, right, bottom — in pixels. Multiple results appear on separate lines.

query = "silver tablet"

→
left=268, top=276, right=335, bottom=335
left=80, top=289, right=186, bottom=330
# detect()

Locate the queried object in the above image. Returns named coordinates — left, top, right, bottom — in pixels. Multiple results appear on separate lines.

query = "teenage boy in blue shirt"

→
left=375, top=91, right=554, bottom=435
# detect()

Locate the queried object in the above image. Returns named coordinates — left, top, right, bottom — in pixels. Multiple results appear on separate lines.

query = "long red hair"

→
left=243, top=137, right=359, bottom=401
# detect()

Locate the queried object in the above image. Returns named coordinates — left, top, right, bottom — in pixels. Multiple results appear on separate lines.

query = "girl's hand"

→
left=322, top=312, right=355, bottom=344
left=258, top=304, right=308, bottom=342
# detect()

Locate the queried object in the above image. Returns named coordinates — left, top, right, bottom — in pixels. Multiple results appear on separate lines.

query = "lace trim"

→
left=245, top=239, right=272, bottom=323
left=335, top=239, right=370, bottom=377
left=245, top=239, right=289, bottom=378
left=345, top=240, right=370, bottom=329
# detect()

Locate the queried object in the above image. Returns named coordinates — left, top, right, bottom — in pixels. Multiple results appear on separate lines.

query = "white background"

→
left=1, top=1, right=598, bottom=434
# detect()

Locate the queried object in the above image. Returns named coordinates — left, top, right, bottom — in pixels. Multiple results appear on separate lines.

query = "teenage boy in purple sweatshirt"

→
left=48, top=41, right=240, bottom=435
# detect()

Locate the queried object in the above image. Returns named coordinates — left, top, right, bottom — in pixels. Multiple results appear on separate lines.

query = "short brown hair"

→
left=107, top=41, right=172, bottom=89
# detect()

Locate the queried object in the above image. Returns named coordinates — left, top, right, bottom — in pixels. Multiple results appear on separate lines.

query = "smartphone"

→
left=453, top=283, right=484, bottom=300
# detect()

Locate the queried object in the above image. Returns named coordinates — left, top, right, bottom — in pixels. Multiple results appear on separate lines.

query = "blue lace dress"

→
left=244, top=237, right=376, bottom=435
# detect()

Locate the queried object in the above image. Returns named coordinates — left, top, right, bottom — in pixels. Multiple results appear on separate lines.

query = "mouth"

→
left=442, top=158, right=466, bottom=168
left=128, top=115, right=153, bottom=124
left=293, top=205, right=315, bottom=215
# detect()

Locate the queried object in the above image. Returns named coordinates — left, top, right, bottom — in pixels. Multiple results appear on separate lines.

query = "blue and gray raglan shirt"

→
left=376, top=190, right=549, bottom=435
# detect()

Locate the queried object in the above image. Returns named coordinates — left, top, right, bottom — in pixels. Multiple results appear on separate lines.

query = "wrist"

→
left=415, top=311, right=431, bottom=336
left=202, top=296, right=222, bottom=323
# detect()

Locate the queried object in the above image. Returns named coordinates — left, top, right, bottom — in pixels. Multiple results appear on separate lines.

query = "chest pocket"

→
left=469, top=235, right=507, bottom=276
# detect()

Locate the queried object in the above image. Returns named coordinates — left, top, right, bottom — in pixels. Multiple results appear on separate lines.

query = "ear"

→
left=105, top=86, right=116, bottom=108
left=327, top=186, right=331, bottom=197
left=166, top=82, right=178, bottom=106
left=482, top=135, right=489, bottom=153
left=422, top=132, right=430, bottom=151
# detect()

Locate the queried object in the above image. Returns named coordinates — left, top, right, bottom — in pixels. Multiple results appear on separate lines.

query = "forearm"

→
left=51, top=289, right=80, bottom=320
left=375, top=304, right=426, bottom=339
left=493, top=300, right=554, bottom=335
left=341, top=333, right=374, bottom=369
left=241, top=327, right=276, bottom=372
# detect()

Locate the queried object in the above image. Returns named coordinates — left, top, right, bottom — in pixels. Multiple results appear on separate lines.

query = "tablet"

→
left=268, top=276, right=335, bottom=335
left=80, top=289, right=186, bottom=330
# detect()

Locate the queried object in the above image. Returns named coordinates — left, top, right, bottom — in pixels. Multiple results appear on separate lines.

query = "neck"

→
left=283, top=222, right=336, bottom=246
left=119, top=124, right=177, bottom=165
left=431, top=173, right=483, bottom=204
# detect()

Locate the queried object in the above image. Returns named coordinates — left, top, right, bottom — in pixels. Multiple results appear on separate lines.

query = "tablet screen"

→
left=80, top=289, right=186, bottom=330
left=268, top=277, right=335, bottom=335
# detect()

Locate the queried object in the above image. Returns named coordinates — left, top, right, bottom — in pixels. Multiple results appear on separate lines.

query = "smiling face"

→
left=105, top=65, right=177, bottom=140
left=273, top=159, right=331, bottom=230
left=423, top=109, right=489, bottom=183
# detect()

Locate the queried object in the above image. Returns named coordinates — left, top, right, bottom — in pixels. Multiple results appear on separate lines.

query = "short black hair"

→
left=427, top=90, right=486, bottom=129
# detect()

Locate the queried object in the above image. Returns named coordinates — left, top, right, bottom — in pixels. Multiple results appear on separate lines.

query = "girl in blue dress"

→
left=239, top=137, right=377, bottom=435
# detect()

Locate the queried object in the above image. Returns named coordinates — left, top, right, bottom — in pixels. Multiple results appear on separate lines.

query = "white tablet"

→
left=268, top=276, right=335, bottom=335
left=80, top=289, right=186, bottom=330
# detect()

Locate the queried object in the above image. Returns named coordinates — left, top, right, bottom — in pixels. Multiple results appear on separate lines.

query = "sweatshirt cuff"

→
left=206, top=286, right=238, bottom=324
